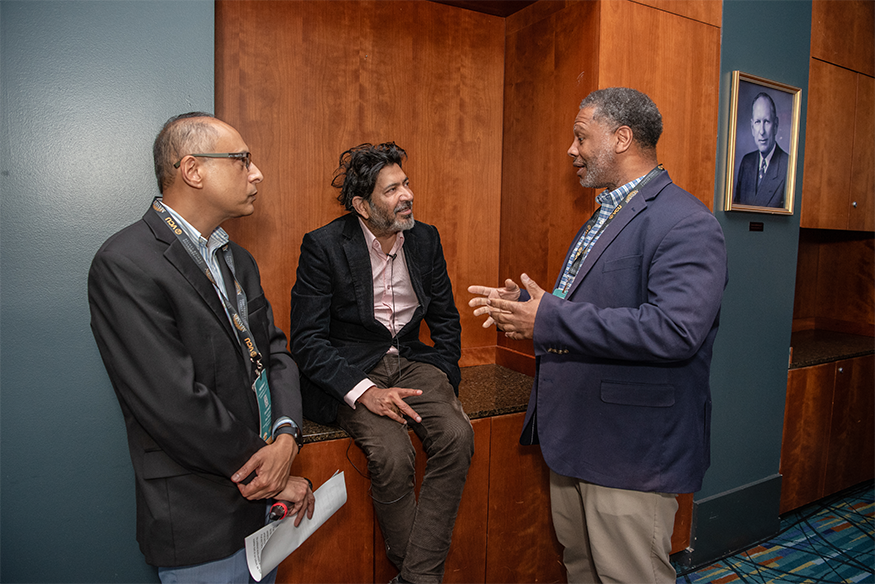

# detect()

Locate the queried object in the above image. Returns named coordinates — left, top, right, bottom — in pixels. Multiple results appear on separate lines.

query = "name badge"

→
left=552, top=288, right=567, bottom=299
left=252, top=369, right=272, bottom=442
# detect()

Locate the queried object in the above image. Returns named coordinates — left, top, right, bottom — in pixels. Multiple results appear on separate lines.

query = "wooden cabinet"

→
left=801, top=0, right=874, bottom=231
left=779, top=355, right=875, bottom=514
left=801, top=59, right=874, bottom=231
left=278, top=412, right=696, bottom=582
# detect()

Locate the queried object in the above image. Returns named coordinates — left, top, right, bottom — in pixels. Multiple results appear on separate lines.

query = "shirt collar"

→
left=596, top=173, right=646, bottom=211
left=161, top=201, right=229, bottom=254
left=357, top=216, right=405, bottom=258
left=760, top=143, right=777, bottom=166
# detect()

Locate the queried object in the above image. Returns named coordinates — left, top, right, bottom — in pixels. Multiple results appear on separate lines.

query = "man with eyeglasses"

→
left=88, top=112, right=313, bottom=583
left=290, top=143, right=473, bottom=584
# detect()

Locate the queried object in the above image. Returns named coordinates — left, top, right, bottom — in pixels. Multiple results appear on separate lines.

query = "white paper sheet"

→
left=245, top=471, right=347, bottom=581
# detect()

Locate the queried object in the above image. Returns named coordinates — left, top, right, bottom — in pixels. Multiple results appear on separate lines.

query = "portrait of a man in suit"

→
left=733, top=91, right=789, bottom=208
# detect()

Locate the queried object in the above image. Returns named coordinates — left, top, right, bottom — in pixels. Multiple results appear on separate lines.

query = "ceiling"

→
left=428, top=0, right=539, bottom=17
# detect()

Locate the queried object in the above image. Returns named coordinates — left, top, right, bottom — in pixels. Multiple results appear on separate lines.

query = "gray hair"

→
left=152, top=112, right=219, bottom=194
left=580, top=88, right=663, bottom=150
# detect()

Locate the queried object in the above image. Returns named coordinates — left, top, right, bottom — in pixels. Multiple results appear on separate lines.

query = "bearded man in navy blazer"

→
left=470, top=88, right=728, bottom=583
left=89, top=113, right=313, bottom=583
left=733, top=92, right=788, bottom=208
left=290, top=142, right=473, bottom=584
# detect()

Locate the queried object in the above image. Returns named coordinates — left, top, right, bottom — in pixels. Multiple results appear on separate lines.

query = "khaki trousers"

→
left=549, top=470, right=678, bottom=583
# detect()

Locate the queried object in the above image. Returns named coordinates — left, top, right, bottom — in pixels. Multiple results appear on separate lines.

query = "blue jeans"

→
left=158, top=547, right=278, bottom=584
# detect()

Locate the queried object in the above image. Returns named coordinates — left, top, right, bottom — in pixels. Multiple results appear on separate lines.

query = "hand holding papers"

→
left=246, top=471, right=347, bottom=581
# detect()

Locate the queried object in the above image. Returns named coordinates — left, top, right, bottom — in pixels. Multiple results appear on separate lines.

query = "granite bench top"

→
left=302, top=364, right=534, bottom=444
left=790, top=330, right=875, bottom=369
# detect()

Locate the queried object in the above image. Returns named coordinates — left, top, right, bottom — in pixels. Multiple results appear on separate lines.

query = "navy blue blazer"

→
left=88, top=205, right=301, bottom=566
left=733, top=144, right=788, bottom=207
left=521, top=171, right=727, bottom=494
left=290, top=213, right=461, bottom=425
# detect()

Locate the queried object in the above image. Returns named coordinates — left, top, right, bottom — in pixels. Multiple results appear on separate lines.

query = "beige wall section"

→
left=216, top=0, right=505, bottom=365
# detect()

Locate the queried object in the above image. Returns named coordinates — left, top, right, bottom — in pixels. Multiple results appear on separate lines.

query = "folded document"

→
left=246, top=471, right=347, bottom=581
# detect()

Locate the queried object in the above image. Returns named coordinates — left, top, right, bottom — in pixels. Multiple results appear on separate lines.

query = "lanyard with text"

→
left=152, top=199, right=273, bottom=443
left=553, top=164, right=665, bottom=299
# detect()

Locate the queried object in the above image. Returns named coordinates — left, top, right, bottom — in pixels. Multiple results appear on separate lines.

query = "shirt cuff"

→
left=345, top=378, right=377, bottom=408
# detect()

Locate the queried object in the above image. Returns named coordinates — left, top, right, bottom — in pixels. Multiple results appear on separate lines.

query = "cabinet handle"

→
left=838, top=367, right=844, bottom=373
left=852, top=202, right=858, bottom=208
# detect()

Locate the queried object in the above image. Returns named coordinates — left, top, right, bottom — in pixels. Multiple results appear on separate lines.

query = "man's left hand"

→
left=232, top=433, right=298, bottom=500
left=487, top=273, right=545, bottom=340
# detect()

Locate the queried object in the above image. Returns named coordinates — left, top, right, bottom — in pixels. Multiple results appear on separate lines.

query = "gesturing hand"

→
left=467, top=278, right=522, bottom=328
left=357, top=385, right=422, bottom=424
left=484, top=273, right=546, bottom=340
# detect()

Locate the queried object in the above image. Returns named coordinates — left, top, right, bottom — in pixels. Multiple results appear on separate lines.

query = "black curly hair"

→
left=332, top=142, right=407, bottom=211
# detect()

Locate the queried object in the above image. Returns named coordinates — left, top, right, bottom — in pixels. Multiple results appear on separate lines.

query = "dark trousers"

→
left=336, top=356, right=474, bottom=583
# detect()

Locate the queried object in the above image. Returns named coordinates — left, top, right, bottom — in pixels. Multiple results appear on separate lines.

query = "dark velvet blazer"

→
left=88, top=206, right=301, bottom=567
left=521, top=171, right=728, bottom=494
left=290, top=213, right=461, bottom=425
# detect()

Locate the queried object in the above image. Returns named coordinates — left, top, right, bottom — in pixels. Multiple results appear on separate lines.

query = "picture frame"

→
left=723, top=71, right=801, bottom=214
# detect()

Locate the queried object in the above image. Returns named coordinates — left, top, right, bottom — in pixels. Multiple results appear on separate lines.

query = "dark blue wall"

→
left=0, top=2, right=213, bottom=581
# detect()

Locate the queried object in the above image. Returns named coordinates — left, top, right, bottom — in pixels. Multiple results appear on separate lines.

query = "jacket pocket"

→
left=143, top=449, right=191, bottom=480
left=601, top=381, right=675, bottom=407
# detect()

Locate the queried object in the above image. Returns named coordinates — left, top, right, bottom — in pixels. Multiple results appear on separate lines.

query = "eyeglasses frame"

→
left=173, top=152, right=252, bottom=170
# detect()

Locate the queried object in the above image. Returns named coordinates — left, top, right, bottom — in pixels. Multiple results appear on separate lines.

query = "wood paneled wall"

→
left=794, top=229, right=875, bottom=336
left=216, top=0, right=722, bottom=368
left=498, top=0, right=721, bottom=364
left=216, top=0, right=505, bottom=365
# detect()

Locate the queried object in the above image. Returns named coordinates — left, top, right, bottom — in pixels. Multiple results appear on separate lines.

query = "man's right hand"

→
left=357, top=386, right=422, bottom=424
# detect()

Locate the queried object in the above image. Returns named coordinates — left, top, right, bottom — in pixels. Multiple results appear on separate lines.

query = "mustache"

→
left=395, top=201, right=413, bottom=213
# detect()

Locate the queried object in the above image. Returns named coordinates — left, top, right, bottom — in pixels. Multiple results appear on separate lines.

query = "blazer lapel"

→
left=143, top=209, right=242, bottom=352
left=341, top=215, right=384, bottom=333
left=565, top=173, right=668, bottom=299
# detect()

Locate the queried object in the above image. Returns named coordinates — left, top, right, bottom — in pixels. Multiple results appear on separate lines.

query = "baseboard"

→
left=673, top=474, right=782, bottom=569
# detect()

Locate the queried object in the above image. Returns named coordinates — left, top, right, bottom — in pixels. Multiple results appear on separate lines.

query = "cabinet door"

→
left=801, top=59, right=857, bottom=229
left=780, top=362, right=836, bottom=514
left=849, top=74, right=874, bottom=231
left=824, top=355, right=875, bottom=496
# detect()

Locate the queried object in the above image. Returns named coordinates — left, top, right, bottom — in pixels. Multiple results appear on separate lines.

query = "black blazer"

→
left=88, top=205, right=301, bottom=567
left=290, top=213, right=461, bottom=425
left=734, top=144, right=788, bottom=207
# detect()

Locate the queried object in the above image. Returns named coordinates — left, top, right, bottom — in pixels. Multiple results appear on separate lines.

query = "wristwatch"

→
left=271, top=416, right=303, bottom=448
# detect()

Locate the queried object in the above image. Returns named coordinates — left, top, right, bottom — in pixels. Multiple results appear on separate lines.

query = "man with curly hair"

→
left=290, top=142, right=473, bottom=584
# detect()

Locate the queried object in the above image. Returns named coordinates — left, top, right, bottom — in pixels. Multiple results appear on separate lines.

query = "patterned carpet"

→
left=676, top=481, right=874, bottom=583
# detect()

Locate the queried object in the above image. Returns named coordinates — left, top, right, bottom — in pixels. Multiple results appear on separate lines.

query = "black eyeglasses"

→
left=173, top=152, right=251, bottom=169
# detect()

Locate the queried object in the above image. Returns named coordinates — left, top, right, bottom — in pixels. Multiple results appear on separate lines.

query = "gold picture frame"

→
left=724, top=71, right=802, bottom=214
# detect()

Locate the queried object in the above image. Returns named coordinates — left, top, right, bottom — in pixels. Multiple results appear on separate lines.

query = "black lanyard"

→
left=151, top=199, right=263, bottom=377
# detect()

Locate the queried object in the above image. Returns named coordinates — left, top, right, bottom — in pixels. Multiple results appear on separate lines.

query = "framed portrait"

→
left=724, top=71, right=801, bottom=214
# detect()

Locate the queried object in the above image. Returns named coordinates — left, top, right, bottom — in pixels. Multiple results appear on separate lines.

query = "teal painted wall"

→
left=689, top=0, right=811, bottom=561
left=0, top=2, right=213, bottom=581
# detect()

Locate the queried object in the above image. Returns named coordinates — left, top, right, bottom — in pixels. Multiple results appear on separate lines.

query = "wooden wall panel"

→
left=372, top=418, right=490, bottom=583
left=486, top=413, right=565, bottom=583
left=276, top=438, right=374, bottom=583
left=813, top=231, right=875, bottom=336
left=599, top=1, right=721, bottom=210
left=499, top=1, right=600, bottom=359
left=216, top=1, right=505, bottom=364
left=632, top=0, right=722, bottom=27
left=811, top=0, right=875, bottom=77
